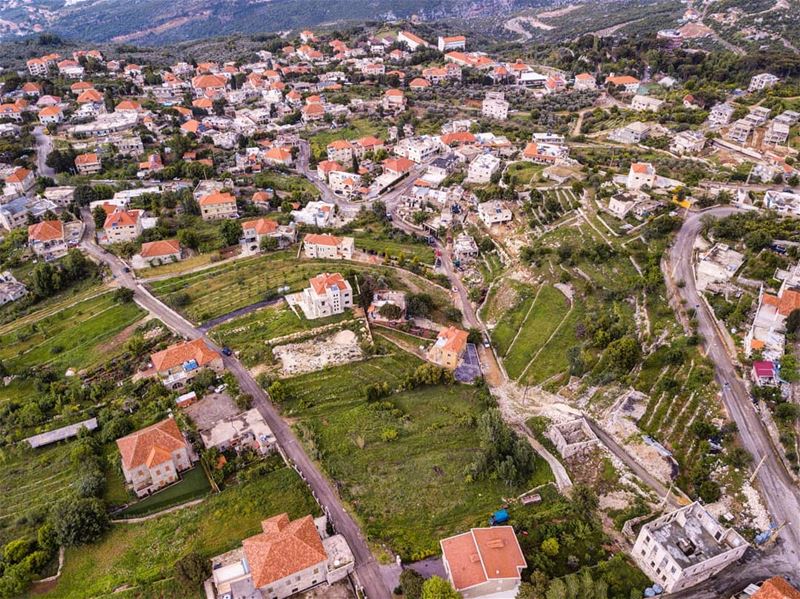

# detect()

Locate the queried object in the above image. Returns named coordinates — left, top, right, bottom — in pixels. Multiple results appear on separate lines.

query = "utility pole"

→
left=750, top=454, right=767, bottom=484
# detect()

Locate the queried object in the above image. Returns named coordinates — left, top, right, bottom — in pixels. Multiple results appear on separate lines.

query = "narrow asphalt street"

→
left=668, top=207, right=800, bottom=567
left=33, top=126, right=56, bottom=178
left=78, top=210, right=391, bottom=599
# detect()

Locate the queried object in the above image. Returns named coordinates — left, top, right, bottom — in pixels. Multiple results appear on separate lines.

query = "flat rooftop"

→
left=648, top=504, right=746, bottom=567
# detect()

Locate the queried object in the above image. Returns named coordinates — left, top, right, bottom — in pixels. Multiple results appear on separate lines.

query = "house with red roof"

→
left=751, top=577, right=800, bottom=599
left=627, top=162, right=656, bottom=190
left=150, top=338, right=223, bottom=390
left=241, top=218, right=296, bottom=254
left=438, top=35, right=466, bottom=52
left=397, top=30, right=429, bottom=51
left=75, top=152, right=102, bottom=175
left=574, top=72, right=597, bottom=90
left=752, top=361, right=778, bottom=386
left=115, top=417, right=194, bottom=497
left=427, top=326, right=469, bottom=369
left=103, top=209, right=143, bottom=243
left=38, top=105, right=63, bottom=125
left=299, top=272, right=353, bottom=319
left=303, top=233, right=354, bottom=260
left=441, top=526, right=527, bottom=597
left=210, top=513, right=354, bottom=598
left=28, top=220, right=67, bottom=261
left=382, top=157, right=415, bottom=178
left=605, top=74, right=641, bottom=93
left=5, top=167, right=35, bottom=195
left=326, top=139, right=354, bottom=165
left=317, top=160, right=342, bottom=180
left=199, top=191, right=238, bottom=221
left=133, top=239, right=182, bottom=269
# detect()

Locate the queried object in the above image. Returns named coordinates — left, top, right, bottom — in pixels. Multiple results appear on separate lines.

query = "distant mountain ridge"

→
left=0, top=0, right=554, bottom=44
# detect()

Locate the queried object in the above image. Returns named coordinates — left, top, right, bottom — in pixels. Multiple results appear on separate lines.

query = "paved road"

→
left=669, top=207, right=800, bottom=563
left=34, top=126, right=56, bottom=178
left=78, top=210, right=391, bottom=599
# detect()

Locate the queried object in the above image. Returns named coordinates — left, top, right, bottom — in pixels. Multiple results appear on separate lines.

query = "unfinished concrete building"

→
left=633, top=502, right=748, bottom=593
left=547, top=418, right=599, bottom=459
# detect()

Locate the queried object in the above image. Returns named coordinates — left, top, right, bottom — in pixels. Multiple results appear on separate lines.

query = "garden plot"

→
left=274, top=329, right=364, bottom=375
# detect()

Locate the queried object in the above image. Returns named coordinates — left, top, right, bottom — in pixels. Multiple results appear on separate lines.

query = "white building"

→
left=478, top=200, right=513, bottom=226
left=303, top=233, right=354, bottom=260
left=631, top=94, right=664, bottom=112
left=671, top=130, right=706, bottom=155
left=291, top=201, right=336, bottom=227
left=467, top=153, right=501, bottom=184
left=299, top=272, right=353, bottom=319
left=708, top=103, right=734, bottom=128
left=632, top=502, right=748, bottom=594
left=764, top=190, right=800, bottom=216
left=0, top=271, right=27, bottom=306
left=481, top=92, right=509, bottom=121
left=397, top=31, right=429, bottom=51
left=748, top=73, right=779, bottom=93
left=625, top=162, right=656, bottom=190
left=438, top=35, right=466, bottom=52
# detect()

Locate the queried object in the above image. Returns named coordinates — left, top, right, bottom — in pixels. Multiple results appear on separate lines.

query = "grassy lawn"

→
left=0, top=281, right=106, bottom=331
left=134, top=252, right=215, bottom=277
left=103, top=445, right=133, bottom=508
left=490, top=282, right=537, bottom=356
left=115, top=467, right=211, bottom=518
left=353, top=234, right=435, bottom=265
left=278, top=353, right=553, bottom=561
left=0, top=443, right=77, bottom=546
left=254, top=172, right=319, bottom=196
left=506, top=161, right=544, bottom=187
left=0, top=292, right=145, bottom=373
left=503, top=285, right=570, bottom=381
left=209, top=303, right=353, bottom=367
left=43, top=463, right=320, bottom=599
left=522, top=300, right=584, bottom=386
left=149, top=252, right=410, bottom=324
left=307, top=118, right=383, bottom=158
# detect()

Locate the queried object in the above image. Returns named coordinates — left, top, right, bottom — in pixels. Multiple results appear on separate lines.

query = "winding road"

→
left=78, top=210, right=391, bottom=599
left=668, top=207, right=800, bottom=568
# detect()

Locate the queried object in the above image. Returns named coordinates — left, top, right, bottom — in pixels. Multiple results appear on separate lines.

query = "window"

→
left=313, top=568, right=319, bottom=574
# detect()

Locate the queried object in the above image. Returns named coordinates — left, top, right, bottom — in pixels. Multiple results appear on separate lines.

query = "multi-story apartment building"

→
left=299, top=272, right=353, bottom=319
left=303, top=234, right=354, bottom=260
left=199, top=191, right=238, bottom=221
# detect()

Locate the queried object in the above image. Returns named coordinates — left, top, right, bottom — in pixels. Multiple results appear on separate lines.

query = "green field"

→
left=502, top=286, right=571, bottom=381
left=306, top=118, right=383, bottom=159
left=353, top=234, right=435, bottom=264
left=522, top=301, right=584, bottom=386
left=0, top=443, right=78, bottom=546
left=43, top=463, right=320, bottom=599
left=490, top=282, right=537, bottom=356
left=210, top=303, right=353, bottom=367
left=115, top=467, right=212, bottom=518
left=149, top=252, right=408, bottom=323
left=0, top=292, right=145, bottom=374
left=278, top=352, right=553, bottom=560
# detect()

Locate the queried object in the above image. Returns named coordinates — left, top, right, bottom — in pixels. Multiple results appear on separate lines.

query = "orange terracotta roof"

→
left=199, top=191, right=235, bottom=206
left=631, top=162, right=653, bottom=174
left=265, top=147, right=292, bottom=162
left=140, top=239, right=180, bottom=258
left=77, top=89, right=103, bottom=103
left=115, top=417, right=186, bottom=471
left=150, top=338, right=220, bottom=372
left=28, top=220, right=64, bottom=242
left=437, top=326, right=469, bottom=355
left=192, top=74, right=227, bottom=89
left=38, top=106, right=62, bottom=118
left=75, top=152, right=99, bottom=165
left=410, top=77, right=430, bottom=88
left=305, top=233, right=342, bottom=247
left=317, top=160, right=342, bottom=173
left=243, top=218, right=278, bottom=235
left=606, top=75, right=640, bottom=86
left=382, top=157, right=414, bottom=173
left=328, top=139, right=353, bottom=150
left=310, top=272, right=347, bottom=295
left=777, top=289, right=800, bottom=316
left=441, top=131, right=475, bottom=145
left=753, top=578, right=800, bottom=599
left=6, top=168, right=31, bottom=183
left=116, top=100, right=141, bottom=111
left=441, top=527, right=526, bottom=591
left=243, top=514, right=328, bottom=588
left=103, top=209, right=140, bottom=229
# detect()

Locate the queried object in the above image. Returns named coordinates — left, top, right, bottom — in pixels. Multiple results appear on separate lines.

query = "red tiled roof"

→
left=28, top=220, right=64, bottom=242
left=305, top=233, right=342, bottom=246
left=140, top=239, right=180, bottom=258
left=243, top=514, right=328, bottom=588
left=116, top=418, right=186, bottom=470
left=103, top=209, right=140, bottom=229
left=441, top=527, right=526, bottom=592
left=437, top=326, right=469, bottom=356
left=310, top=272, right=347, bottom=295
left=243, top=218, right=278, bottom=235
left=199, top=192, right=235, bottom=206
left=383, top=157, right=414, bottom=174
left=150, top=338, right=220, bottom=372
left=75, top=152, right=99, bottom=165
left=753, top=578, right=800, bottom=599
